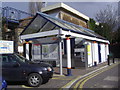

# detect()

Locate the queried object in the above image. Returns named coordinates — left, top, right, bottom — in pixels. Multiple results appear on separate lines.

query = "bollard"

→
left=113, top=57, right=115, bottom=63
left=108, top=55, right=110, bottom=65
left=67, top=68, right=72, bottom=76
left=94, top=61, right=97, bottom=66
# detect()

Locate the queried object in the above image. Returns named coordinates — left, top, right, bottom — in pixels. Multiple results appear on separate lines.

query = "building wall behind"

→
left=43, top=9, right=88, bottom=28
left=60, top=11, right=88, bottom=28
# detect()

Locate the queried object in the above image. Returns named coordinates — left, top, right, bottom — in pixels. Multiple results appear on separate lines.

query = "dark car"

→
left=0, top=53, right=53, bottom=87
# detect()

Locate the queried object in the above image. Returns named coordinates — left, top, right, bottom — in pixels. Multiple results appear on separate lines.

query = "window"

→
left=42, top=44, right=58, bottom=59
left=2, top=56, right=9, bottom=63
left=8, top=55, right=17, bottom=63
left=0, top=56, right=9, bottom=66
left=1, top=55, right=18, bottom=64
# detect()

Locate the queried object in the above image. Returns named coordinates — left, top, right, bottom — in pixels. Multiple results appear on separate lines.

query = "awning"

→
left=20, top=12, right=109, bottom=43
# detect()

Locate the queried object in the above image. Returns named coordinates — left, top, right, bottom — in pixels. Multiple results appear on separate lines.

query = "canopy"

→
left=20, top=12, right=108, bottom=43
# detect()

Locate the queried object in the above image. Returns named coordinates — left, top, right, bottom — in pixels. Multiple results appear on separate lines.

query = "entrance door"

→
left=98, top=43, right=101, bottom=63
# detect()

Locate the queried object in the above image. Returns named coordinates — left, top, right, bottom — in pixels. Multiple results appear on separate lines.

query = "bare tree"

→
left=29, top=1, right=45, bottom=15
left=95, top=4, right=118, bottom=43
left=96, top=5, right=118, bottom=30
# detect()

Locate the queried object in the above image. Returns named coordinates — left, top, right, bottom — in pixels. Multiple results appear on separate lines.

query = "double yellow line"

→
left=73, top=62, right=120, bottom=89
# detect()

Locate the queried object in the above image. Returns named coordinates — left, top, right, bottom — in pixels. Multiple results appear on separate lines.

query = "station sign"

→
left=0, top=40, right=14, bottom=54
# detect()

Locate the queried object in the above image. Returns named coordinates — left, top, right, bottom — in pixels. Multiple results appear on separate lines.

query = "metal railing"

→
left=2, top=6, right=34, bottom=21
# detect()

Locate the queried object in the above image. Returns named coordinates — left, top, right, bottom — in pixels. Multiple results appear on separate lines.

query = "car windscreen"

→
left=15, top=54, right=34, bottom=64
left=14, top=54, right=28, bottom=63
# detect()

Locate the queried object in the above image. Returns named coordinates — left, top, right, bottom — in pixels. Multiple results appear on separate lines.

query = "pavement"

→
left=7, top=58, right=120, bottom=89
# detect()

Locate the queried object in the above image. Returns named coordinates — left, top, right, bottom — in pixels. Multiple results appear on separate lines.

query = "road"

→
left=71, top=62, right=120, bottom=89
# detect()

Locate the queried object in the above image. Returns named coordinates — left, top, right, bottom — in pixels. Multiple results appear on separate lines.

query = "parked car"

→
left=0, top=53, right=53, bottom=87
left=0, top=76, right=7, bottom=90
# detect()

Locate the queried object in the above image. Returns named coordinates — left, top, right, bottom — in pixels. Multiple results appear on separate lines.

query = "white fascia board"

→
left=41, top=3, right=89, bottom=21
left=41, top=3, right=61, bottom=12
left=61, top=30, right=109, bottom=44
left=20, top=30, right=59, bottom=40
left=61, top=3, right=89, bottom=21
left=20, top=29, right=109, bottom=44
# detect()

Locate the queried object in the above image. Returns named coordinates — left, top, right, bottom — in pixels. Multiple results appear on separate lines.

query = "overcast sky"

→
left=2, top=2, right=118, bottom=20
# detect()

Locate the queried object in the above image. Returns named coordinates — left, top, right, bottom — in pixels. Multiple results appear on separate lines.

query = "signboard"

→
left=74, top=48, right=84, bottom=52
left=0, top=40, right=14, bottom=54
left=87, top=42, right=92, bottom=67
left=87, top=45, right=91, bottom=55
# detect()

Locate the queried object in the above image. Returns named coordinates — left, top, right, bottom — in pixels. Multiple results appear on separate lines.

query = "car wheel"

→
left=28, top=73, right=43, bottom=87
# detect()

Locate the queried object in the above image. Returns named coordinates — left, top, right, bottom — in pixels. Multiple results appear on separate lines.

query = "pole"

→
left=66, top=35, right=72, bottom=76
left=58, top=29, right=63, bottom=75
left=85, top=43, right=88, bottom=68
left=26, top=42, right=30, bottom=60
left=108, top=55, right=110, bottom=65
left=59, top=40, right=63, bottom=75
left=113, top=57, right=115, bottom=63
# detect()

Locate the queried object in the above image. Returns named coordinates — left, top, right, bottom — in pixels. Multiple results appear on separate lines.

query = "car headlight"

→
left=47, top=67, right=52, bottom=71
left=43, top=67, right=52, bottom=71
left=43, top=68, right=47, bottom=71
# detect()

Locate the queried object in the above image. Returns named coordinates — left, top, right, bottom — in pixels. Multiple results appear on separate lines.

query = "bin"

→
left=94, top=61, right=97, bottom=66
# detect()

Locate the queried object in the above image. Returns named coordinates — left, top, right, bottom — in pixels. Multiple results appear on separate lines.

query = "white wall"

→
left=92, top=42, right=99, bottom=65
left=105, top=44, right=109, bottom=62
left=100, top=43, right=106, bottom=63
left=97, top=43, right=109, bottom=64
left=87, top=41, right=93, bottom=67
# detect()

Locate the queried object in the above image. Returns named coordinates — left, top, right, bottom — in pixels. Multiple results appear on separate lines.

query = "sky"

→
left=2, top=1, right=118, bottom=20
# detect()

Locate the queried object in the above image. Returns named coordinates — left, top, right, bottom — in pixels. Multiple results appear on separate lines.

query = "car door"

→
left=1, top=55, right=10, bottom=80
left=2, top=54, right=23, bottom=81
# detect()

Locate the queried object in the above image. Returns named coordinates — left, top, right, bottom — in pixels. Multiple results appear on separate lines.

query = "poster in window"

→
left=42, top=44, right=58, bottom=59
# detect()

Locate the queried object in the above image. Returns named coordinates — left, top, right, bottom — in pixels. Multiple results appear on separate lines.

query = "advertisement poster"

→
left=42, top=44, right=58, bottom=59
left=87, top=42, right=92, bottom=67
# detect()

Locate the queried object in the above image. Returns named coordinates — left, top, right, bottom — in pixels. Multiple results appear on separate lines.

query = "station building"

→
left=20, top=3, right=109, bottom=69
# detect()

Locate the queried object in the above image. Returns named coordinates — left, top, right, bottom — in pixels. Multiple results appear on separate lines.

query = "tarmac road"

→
left=71, top=62, right=120, bottom=89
